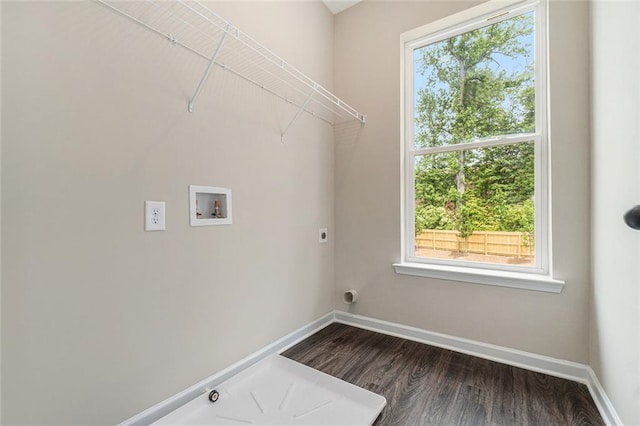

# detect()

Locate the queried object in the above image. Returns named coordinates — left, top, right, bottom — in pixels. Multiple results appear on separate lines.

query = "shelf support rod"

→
left=281, top=85, right=317, bottom=141
left=188, top=24, right=231, bottom=113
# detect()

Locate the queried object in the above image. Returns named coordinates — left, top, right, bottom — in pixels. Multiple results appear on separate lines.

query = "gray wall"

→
left=590, top=1, right=640, bottom=423
left=1, top=1, right=335, bottom=424
left=333, top=0, right=592, bottom=363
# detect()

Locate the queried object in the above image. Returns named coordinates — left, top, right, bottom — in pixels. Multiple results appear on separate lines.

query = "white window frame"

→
left=394, top=0, right=564, bottom=293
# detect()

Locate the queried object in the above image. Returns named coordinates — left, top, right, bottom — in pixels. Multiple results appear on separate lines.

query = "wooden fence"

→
left=416, top=229, right=534, bottom=258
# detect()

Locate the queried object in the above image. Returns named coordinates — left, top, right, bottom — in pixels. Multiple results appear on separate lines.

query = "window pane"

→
left=413, top=12, right=535, bottom=150
left=414, top=142, right=535, bottom=266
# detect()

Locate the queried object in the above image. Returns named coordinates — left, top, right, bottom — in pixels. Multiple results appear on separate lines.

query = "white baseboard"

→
left=120, top=310, right=621, bottom=426
left=334, top=311, right=622, bottom=426
left=585, top=366, right=624, bottom=426
left=334, top=311, right=589, bottom=382
left=118, top=311, right=335, bottom=426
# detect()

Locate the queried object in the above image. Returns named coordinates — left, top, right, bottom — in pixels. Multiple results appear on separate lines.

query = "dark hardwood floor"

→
left=281, top=323, right=603, bottom=425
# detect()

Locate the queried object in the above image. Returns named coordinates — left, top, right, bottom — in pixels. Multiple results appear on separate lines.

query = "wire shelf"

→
left=97, top=0, right=366, bottom=134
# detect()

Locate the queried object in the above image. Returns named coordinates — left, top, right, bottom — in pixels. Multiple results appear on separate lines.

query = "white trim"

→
left=400, top=0, right=551, bottom=277
left=585, top=367, right=624, bottom=426
left=393, top=261, right=564, bottom=293
left=335, top=311, right=586, bottom=381
left=399, top=26, right=408, bottom=263
left=533, top=0, right=550, bottom=274
left=411, top=134, right=538, bottom=156
left=118, top=312, right=334, bottom=426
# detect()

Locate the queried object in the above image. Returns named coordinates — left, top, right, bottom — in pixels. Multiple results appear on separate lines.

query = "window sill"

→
left=392, top=262, right=564, bottom=293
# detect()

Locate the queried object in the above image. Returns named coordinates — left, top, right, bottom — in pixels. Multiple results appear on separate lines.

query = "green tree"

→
left=413, top=13, right=535, bottom=243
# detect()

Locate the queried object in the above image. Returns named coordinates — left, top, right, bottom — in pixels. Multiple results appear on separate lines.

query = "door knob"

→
left=624, top=205, right=640, bottom=230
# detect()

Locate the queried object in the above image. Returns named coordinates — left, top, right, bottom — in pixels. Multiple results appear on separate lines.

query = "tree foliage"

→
left=413, top=14, right=536, bottom=243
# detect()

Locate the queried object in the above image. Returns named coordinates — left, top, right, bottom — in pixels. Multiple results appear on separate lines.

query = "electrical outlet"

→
left=145, top=201, right=165, bottom=231
left=319, top=228, right=328, bottom=243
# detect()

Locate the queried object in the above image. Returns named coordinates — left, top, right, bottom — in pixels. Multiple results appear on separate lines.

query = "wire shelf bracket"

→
left=188, top=24, right=231, bottom=113
left=281, top=87, right=316, bottom=141
left=96, top=0, right=367, bottom=132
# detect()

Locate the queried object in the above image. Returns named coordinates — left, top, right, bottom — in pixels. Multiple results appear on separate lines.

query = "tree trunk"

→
left=456, top=150, right=465, bottom=197
left=455, top=57, right=466, bottom=200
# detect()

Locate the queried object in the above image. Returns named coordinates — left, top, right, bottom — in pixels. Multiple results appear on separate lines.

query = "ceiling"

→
left=322, top=0, right=362, bottom=14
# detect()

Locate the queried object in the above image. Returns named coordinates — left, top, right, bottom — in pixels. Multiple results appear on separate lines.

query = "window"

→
left=396, top=0, right=563, bottom=292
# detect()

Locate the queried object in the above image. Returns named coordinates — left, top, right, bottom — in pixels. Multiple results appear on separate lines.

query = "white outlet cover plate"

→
left=145, top=201, right=166, bottom=231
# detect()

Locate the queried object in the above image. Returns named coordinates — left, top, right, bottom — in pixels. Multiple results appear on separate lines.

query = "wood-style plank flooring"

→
left=281, top=323, right=603, bottom=425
